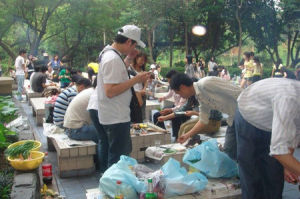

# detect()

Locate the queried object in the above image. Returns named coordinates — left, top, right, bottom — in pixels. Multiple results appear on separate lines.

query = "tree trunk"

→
left=147, top=29, right=154, bottom=63
left=0, top=40, right=16, bottom=60
left=235, top=0, right=242, bottom=64
left=170, top=42, right=173, bottom=68
left=286, top=26, right=291, bottom=67
left=274, top=45, right=281, bottom=64
left=290, top=30, right=299, bottom=67
left=185, top=22, right=188, bottom=56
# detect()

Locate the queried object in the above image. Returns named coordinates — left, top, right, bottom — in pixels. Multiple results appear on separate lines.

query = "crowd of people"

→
left=7, top=23, right=300, bottom=199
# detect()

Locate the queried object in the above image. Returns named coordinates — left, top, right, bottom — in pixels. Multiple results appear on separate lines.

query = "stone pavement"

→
left=18, top=99, right=300, bottom=199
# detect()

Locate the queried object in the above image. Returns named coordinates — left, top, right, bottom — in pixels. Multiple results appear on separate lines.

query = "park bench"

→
left=25, top=87, right=43, bottom=105
left=130, top=122, right=171, bottom=162
left=0, top=77, right=14, bottom=95
left=30, top=97, right=46, bottom=126
left=48, top=134, right=96, bottom=178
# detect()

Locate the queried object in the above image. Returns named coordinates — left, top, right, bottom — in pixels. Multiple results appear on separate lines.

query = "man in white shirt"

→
left=208, top=57, right=217, bottom=72
left=97, top=25, right=150, bottom=167
left=236, top=78, right=300, bottom=199
left=15, top=49, right=27, bottom=101
left=171, top=73, right=242, bottom=160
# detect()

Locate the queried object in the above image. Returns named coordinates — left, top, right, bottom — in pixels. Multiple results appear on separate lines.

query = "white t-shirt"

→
left=129, top=67, right=143, bottom=91
left=63, top=88, right=93, bottom=129
left=97, top=45, right=132, bottom=125
left=208, top=61, right=216, bottom=72
left=15, top=56, right=25, bottom=75
left=87, top=88, right=98, bottom=111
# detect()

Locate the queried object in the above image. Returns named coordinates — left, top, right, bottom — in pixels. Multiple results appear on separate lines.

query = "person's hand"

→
left=136, top=72, right=150, bottom=83
left=140, top=90, right=146, bottom=96
left=185, top=111, right=195, bottom=117
left=160, top=108, right=172, bottom=115
left=177, top=134, right=190, bottom=144
left=284, top=169, right=299, bottom=184
left=158, top=116, right=166, bottom=122
left=158, top=97, right=164, bottom=102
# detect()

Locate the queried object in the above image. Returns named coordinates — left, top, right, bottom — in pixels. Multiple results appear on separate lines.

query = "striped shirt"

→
left=237, top=78, right=300, bottom=155
left=194, top=76, right=242, bottom=126
left=53, top=87, right=77, bottom=126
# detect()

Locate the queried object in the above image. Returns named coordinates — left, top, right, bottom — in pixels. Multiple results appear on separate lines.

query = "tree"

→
left=280, top=0, right=300, bottom=67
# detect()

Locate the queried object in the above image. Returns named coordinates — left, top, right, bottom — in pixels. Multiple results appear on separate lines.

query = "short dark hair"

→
left=19, top=49, right=26, bottom=55
left=34, top=66, right=40, bottom=72
left=92, top=76, right=97, bottom=88
left=170, top=73, right=193, bottom=91
left=250, top=51, right=254, bottom=57
left=114, top=34, right=137, bottom=45
left=76, top=77, right=92, bottom=88
left=165, top=70, right=178, bottom=79
left=40, top=65, right=48, bottom=73
left=186, top=55, right=193, bottom=64
left=243, top=52, right=251, bottom=59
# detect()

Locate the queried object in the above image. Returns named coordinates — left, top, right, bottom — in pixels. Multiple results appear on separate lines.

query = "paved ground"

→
left=19, top=98, right=300, bottom=199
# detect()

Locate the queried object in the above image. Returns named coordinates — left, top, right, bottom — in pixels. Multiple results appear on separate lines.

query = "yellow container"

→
left=8, top=151, right=45, bottom=171
left=7, top=140, right=41, bottom=151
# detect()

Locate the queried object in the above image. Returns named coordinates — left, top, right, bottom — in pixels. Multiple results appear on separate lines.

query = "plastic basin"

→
left=8, top=151, right=45, bottom=171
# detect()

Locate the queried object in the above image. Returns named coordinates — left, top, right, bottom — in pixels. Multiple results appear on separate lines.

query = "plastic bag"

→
left=99, top=156, right=145, bottom=199
left=161, top=158, right=208, bottom=197
left=183, top=139, right=238, bottom=178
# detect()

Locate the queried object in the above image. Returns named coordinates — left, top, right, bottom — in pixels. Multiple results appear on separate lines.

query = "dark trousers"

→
left=102, top=122, right=132, bottom=168
left=235, top=108, right=284, bottom=199
left=252, top=75, right=261, bottom=83
left=153, top=111, right=166, bottom=129
left=89, top=109, right=108, bottom=173
left=172, top=116, right=190, bottom=139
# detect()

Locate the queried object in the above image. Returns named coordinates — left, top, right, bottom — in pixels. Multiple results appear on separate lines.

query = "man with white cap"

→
left=97, top=25, right=150, bottom=168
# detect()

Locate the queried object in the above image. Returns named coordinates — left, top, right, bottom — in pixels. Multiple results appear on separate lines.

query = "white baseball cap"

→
left=150, top=64, right=156, bottom=69
left=118, top=25, right=146, bottom=48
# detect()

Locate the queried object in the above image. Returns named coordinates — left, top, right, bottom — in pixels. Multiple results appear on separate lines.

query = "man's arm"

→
left=104, top=72, right=149, bottom=98
left=158, top=113, right=176, bottom=122
left=273, top=153, right=300, bottom=176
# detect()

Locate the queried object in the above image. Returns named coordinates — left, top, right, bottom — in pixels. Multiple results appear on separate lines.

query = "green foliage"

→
left=160, top=66, right=185, bottom=78
left=0, top=168, right=14, bottom=199
left=0, top=0, right=298, bottom=71
left=0, top=96, right=17, bottom=124
left=0, top=124, right=18, bottom=151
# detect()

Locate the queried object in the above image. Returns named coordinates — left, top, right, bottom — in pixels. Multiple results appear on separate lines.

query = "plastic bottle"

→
left=145, top=178, right=157, bottom=199
left=114, top=180, right=124, bottom=199
left=42, top=152, right=52, bottom=184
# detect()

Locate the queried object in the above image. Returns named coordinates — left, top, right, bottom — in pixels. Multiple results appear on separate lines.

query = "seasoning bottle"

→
left=145, top=178, right=157, bottom=199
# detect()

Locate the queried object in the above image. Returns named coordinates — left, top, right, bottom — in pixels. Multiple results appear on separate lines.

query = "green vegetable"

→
left=163, top=148, right=176, bottom=154
left=4, top=141, right=36, bottom=159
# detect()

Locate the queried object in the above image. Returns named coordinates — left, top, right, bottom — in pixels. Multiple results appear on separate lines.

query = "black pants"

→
left=153, top=111, right=166, bottom=129
left=235, top=108, right=284, bottom=199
